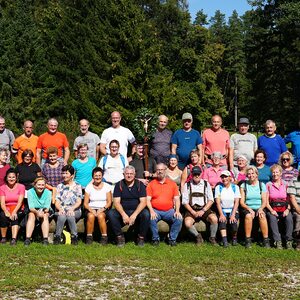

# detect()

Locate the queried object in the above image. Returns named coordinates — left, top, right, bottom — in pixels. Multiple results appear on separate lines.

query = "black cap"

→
left=192, top=166, right=202, bottom=175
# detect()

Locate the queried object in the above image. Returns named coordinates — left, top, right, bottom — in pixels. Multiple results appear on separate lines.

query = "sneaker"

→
left=152, top=240, right=159, bottom=246
left=24, top=238, right=31, bottom=246
left=137, top=236, right=145, bottom=247
left=116, top=235, right=125, bottom=247
left=275, top=240, right=283, bottom=250
left=223, top=240, right=229, bottom=248
left=245, top=238, right=252, bottom=249
left=232, top=238, right=238, bottom=246
left=10, top=238, right=17, bottom=246
left=42, top=238, right=49, bottom=246
left=296, top=241, right=300, bottom=251
left=196, top=234, right=203, bottom=246
left=169, top=240, right=177, bottom=247
left=209, top=237, right=218, bottom=246
left=53, top=235, right=61, bottom=245
left=262, top=238, right=271, bottom=248
left=286, top=240, right=293, bottom=250
left=86, top=236, right=93, bottom=245
left=0, top=238, right=7, bottom=244
left=100, top=236, right=108, bottom=246
left=71, top=235, right=78, bottom=245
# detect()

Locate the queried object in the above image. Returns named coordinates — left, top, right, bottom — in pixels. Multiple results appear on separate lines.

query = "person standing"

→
left=0, top=116, right=15, bottom=162
left=284, top=120, right=300, bottom=169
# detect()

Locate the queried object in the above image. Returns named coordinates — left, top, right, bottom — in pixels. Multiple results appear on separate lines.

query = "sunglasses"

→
left=282, top=158, right=290, bottom=162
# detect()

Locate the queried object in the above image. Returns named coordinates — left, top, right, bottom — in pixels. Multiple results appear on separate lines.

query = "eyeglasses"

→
left=282, top=158, right=290, bottom=162
left=220, top=175, right=229, bottom=179
left=183, top=120, right=192, bottom=123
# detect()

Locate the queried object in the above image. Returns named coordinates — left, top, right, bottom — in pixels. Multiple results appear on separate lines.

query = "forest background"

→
left=0, top=0, right=299, bottom=142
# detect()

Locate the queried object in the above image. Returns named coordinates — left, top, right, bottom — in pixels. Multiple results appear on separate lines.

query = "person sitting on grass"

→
left=53, top=165, right=82, bottom=245
left=106, top=165, right=150, bottom=247
left=266, top=164, right=293, bottom=249
left=0, top=168, right=25, bottom=245
left=240, top=166, right=270, bottom=248
left=84, top=167, right=112, bottom=245
left=24, top=177, right=52, bottom=246
left=215, top=170, right=240, bottom=247
left=181, top=166, right=218, bottom=245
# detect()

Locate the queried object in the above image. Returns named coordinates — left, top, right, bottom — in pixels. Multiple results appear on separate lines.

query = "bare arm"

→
left=96, top=144, right=100, bottom=161
left=290, top=194, right=300, bottom=214
left=197, top=144, right=203, bottom=167
left=228, top=148, right=234, bottom=171
left=171, top=144, right=177, bottom=155
left=100, top=143, right=107, bottom=156
left=36, top=148, right=42, bottom=166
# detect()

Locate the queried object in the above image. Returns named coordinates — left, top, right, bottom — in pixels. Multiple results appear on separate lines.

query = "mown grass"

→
left=0, top=241, right=299, bottom=299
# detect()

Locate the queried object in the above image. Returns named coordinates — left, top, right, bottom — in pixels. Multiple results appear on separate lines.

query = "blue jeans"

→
left=150, top=208, right=182, bottom=241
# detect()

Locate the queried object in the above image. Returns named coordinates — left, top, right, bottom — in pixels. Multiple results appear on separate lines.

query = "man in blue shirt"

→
left=284, top=121, right=300, bottom=169
left=171, top=113, right=202, bottom=170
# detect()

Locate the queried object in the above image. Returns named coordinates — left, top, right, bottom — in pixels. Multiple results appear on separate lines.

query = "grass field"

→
left=0, top=241, right=299, bottom=299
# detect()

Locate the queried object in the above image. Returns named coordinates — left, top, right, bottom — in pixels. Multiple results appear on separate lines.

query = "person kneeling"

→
left=181, top=166, right=218, bottom=245
left=24, top=177, right=52, bottom=246
left=54, top=165, right=82, bottom=245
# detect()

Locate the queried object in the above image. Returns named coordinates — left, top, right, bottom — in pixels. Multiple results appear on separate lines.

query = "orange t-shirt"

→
left=146, top=178, right=179, bottom=211
left=37, top=132, right=69, bottom=159
left=13, top=134, right=39, bottom=163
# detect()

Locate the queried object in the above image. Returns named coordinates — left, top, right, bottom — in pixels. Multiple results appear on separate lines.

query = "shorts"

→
left=185, top=205, right=215, bottom=221
left=0, top=210, right=25, bottom=227
left=218, top=212, right=239, bottom=230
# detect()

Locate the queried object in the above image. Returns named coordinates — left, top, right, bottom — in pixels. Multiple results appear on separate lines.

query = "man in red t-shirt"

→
left=147, top=163, right=182, bottom=246
left=36, top=118, right=70, bottom=167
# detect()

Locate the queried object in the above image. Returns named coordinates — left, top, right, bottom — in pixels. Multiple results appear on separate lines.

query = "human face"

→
left=190, top=153, right=199, bottom=165
left=79, top=120, right=89, bottom=134
left=192, top=173, right=201, bottom=184
left=168, top=158, right=178, bottom=168
left=109, top=143, right=119, bottom=157
left=124, top=169, right=135, bottom=183
left=48, top=153, right=58, bottom=164
left=272, top=168, right=282, bottom=181
left=35, top=180, right=46, bottom=193
left=221, top=175, right=231, bottom=186
left=136, top=145, right=144, bottom=157
left=6, top=173, right=17, bottom=186
left=0, top=118, right=5, bottom=132
left=212, top=116, right=222, bottom=131
left=247, top=169, right=258, bottom=182
left=93, top=171, right=103, bottom=184
left=183, top=119, right=192, bottom=130
left=23, top=153, right=33, bottom=164
left=265, top=123, right=276, bottom=136
left=255, top=153, right=265, bottom=166
left=212, top=156, right=221, bottom=166
left=79, top=146, right=88, bottom=159
left=238, top=123, right=249, bottom=134
left=23, top=121, right=33, bottom=137
left=111, top=112, right=121, bottom=128
left=0, top=151, right=7, bottom=164
left=62, top=170, right=73, bottom=184
left=158, top=116, right=168, bottom=130
left=156, top=165, right=167, bottom=180
left=47, top=120, right=58, bottom=134
left=237, top=158, right=247, bottom=168
left=281, top=155, right=291, bottom=168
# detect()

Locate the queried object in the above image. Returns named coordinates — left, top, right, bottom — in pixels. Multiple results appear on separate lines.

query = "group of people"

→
left=0, top=112, right=299, bottom=250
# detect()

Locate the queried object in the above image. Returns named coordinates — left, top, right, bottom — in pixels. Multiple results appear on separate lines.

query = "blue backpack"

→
left=102, top=154, right=126, bottom=171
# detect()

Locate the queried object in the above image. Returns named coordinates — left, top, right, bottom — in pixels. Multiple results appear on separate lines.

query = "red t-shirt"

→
left=147, top=178, right=179, bottom=211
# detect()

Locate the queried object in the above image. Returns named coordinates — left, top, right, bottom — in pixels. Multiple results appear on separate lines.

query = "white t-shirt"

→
left=100, top=126, right=135, bottom=157
left=85, top=182, right=112, bottom=209
left=98, top=154, right=128, bottom=184
left=214, top=184, right=241, bottom=213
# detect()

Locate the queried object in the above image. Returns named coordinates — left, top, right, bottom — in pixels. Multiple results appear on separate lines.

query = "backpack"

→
left=218, top=183, right=237, bottom=194
left=102, top=154, right=126, bottom=171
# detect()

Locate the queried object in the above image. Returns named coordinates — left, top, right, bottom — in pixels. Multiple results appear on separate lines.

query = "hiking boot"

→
left=86, top=236, right=93, bottom=245
left=275, top=240, right=283, bottom=250
left=53, top=235, right=61, bottom=245
left=0, top=238, right=7, bottom=244
left=100, top=236, right=108, bottom=246
left=296, top=241, right=300, bottom=251
left=42, top=238, right=49, bottom=246
left=223, top=240, right=229, bottom=248
left=71, top=235, right=78, bottom=245
left=152, top=240, right=159, bottom=246
left=10, top=238, right=17, bottom=246
left=116, top=235, right=125, bottom=247
left=24, top=238, right=31, bottom=246
left=262, top=238, right=271, bottom=249
left=209, top=237, right=218, bottom=246
left=196, top=233, right=203, bottom=246
left=286, top=240, right=293, bottom=250
left=245, top=238, right=252, bottom=249
left=232, top=238, right=238, bottom=246
left=137, top=236, right=145, bottom=247
left=169, top=240, right=177, bottom=247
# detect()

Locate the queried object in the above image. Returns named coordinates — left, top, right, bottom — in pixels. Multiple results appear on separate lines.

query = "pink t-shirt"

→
left=266, top=180, right=288, bottom=213
left=0, top=164, right=10, bottom=186
left=0, top=183, right=25, bottom=211
left=202, top=167, right=223, bottom=188
left=202, top=128, right=230, bottom=166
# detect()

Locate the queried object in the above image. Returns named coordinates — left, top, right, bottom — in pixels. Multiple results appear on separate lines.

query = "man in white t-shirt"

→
left=100, top=111, right=136, bottom=159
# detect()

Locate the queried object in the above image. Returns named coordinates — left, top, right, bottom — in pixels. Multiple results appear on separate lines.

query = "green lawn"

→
left=0, top=242, right=299, bottom=299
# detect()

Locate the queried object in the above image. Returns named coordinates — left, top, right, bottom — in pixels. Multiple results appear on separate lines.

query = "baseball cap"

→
left=192, top=166, right=202, bottom=175
left=238, top=117, right=250, bottom=124
left=182, top=113, right=193, bottom=121
left=237, top=154, right=247, bottom=161
left=220, top=170, right=231, bottom=177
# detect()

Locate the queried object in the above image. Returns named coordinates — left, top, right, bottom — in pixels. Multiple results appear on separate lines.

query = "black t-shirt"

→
left=15, top=162, right=41, bottom=190
left=129, top=157, right=156, bottom=179
left=113, top=180, right=146, bottom=210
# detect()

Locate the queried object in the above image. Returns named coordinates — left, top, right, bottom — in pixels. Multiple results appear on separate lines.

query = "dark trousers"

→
left=107, top=208, right=150, bottom=238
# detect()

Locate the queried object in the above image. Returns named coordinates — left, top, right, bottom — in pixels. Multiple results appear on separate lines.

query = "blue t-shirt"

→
left=257, top=165, right=272, bottom=184
left=284, top=131, right=300, bottom=165
left=258, top=134, right=287, bottom=166
left=241, top=181, right=266, bottom=210
left=170, top=129, right=202, bottom=168
left=72, top=157, right=97, bottom=188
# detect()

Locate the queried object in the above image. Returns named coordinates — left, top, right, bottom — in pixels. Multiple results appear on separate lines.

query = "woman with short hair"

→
left=254, top=149, right=272, bottom=184
left=0, top=148, right=11, bottom=186
left=278, top=151, right=299, bottom=183
left=166, top=155, right=182, bottom=189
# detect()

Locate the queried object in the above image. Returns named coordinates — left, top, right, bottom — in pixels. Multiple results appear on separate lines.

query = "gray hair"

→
left=124, top=165, right=136, bottom=173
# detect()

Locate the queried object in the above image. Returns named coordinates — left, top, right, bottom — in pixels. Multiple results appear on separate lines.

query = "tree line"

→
left=0, top=0, right=299, bottom=140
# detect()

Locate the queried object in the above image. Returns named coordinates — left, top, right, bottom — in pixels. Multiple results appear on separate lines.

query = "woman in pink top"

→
left=233, top=155, right=248, bottom=184
left=202, top=152, right=224, bottom=189
left=0, top=168, right=25, bottom=245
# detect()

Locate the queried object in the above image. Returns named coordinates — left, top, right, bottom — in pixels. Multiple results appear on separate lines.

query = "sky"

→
left=188, top=0, right=252, bottom=21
